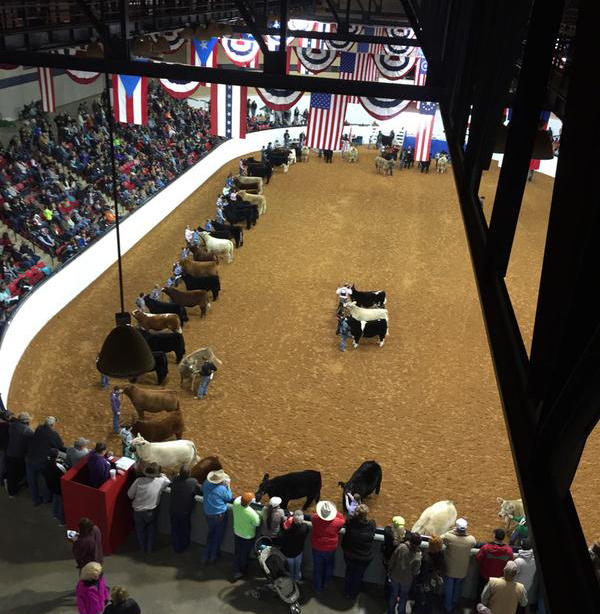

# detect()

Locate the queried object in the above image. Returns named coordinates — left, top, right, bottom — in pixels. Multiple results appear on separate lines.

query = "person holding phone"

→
left=72, top=518, right=103, bottom=571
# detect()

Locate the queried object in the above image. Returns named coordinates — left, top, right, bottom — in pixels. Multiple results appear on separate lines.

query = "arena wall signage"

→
left=373, top=54, right=417, bottom=80
left=358, top=96, right=411, bottom=120
left=295, top=47, right=338, bottom=73
left=255, top=87, right=304, bottom=111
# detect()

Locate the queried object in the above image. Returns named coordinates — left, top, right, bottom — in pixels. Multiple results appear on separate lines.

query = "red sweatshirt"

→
left=476, top=542, right=514, bottom=579
left=310, top=512, right=345, bottom=551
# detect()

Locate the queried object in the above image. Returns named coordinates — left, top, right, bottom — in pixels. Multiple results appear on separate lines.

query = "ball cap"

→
left=456, top=518, right=468, bottom=532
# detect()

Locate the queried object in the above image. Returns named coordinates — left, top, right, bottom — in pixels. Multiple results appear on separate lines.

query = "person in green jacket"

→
left=231, top=492, right=260, bottom=582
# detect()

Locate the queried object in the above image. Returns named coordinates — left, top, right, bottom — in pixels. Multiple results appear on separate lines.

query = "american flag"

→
left=415, top=101, right=437, bottom=161
left=415, top=57, right=428, bottom=89
left=339, top=52, right=378, bottom=103
left=311, top=21, right=332, bottom=49
left=37, top=67, right=56, bottom=112
left=358, top=26, right=386, bottom=54
left=307, top=92, right=348, bottom=150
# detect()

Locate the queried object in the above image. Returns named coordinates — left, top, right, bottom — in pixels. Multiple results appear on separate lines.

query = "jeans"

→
left=100, top=373, right=109, bottom=389
left=197, top=376, right=210, bottom=398
left=134, top=508, right=158, bottom=552
left=233, top=535, right=255, bottom=575
left=170, top=512, right=192, bottom=553
left=388, top=580, right=411, bottom=614
left=203, top=513, right=227, bottom=561
left=340, top=333, right=351, bottom=351
left=312, top=548, right=336, bottom=592
left=112, top=411, right=120, bottom=433
left=344, top=556, right=370, bottom=598
left=26, top=459, right=49, bottom=505
left=443, top=576, right=464, bottom=611
left=286, top=553, right=303, bottom=582
left=52, top=493, right=65, bottom=524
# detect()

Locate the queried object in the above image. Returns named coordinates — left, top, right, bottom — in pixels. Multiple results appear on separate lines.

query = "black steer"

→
left=139, top=330, right=185, bottom=363
left=246, top=163, right=273, bottom=184
left=144, top=295, right=189, bottom=325
left=346, top=316, right=387, bottom=347
left=211, top=221, right=244, bottom=247
left=255, top=470, right=322, bottom=510
left=350, top=285, right=387, bottom=308
left=338, top=461, right=383, bottom=512
left=129, top=351, right=168, bottom=384
left=182, top=273, right=220, bottom=300
left=224, top=204, right=257, bottom=230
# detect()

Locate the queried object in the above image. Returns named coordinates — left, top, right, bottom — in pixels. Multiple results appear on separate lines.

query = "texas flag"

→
left=112, top=74, right=148, bottom=125
left=210, top=83, right=247, bottom=139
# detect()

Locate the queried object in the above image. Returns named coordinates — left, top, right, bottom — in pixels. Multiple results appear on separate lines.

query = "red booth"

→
left=61, top=456, right=135, bottom=555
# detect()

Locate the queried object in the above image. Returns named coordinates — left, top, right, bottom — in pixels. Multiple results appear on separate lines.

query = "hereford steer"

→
left=133, top=309, right=182, bottom=334
left=130, top=436, right=199, bottom=472
left=179, top=347, right=223, bottom=390
left=132, top=410, right=185, bottom=442
left=411, top=500, right=457, bottom=537
left=344, top=301, right=389, bottom=322
left=191, top=455, right=223, bottom=484
left=182, top=273, right=220, bottom=300
left=180, top=258, right=218, bottom=278
left=236, top=190, right=267, bottom=215
left=346, top=317, right=388, bottom=348
left=338, top=460, right=382, bottom=512
left=122, top=384, right=180, bottom=419
left=162, top=287, right=211, bottom=317
left=497, top=497, right=524, bottom=530
left=255, top=470, right=322, bottom=510
left=144, top=295, right=189, bottom=326
left=139, top=329, right=185, bottom=363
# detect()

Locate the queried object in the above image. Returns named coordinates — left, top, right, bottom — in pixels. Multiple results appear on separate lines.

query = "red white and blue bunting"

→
left=158, top=77, right=201, bottom=99
left=55, top=47, right=101, bottom=84
left=358, top=97, right=411, bottom=120
left=265, top=20, right=296, bottom=51
left=221, top=35, right=261, bottom=67
left=326, top=24, right=362, bottom=51
left=373, top=54, right=417, bottom=80
left=255, top=87, right=304, bottom=111
left=295, top=47, right=337, bottom=73
left=383, top=27, right=417, bottom=56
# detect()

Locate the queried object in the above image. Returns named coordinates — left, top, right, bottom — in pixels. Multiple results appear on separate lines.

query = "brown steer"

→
left=162, top=287, right=211, bottom=317
left=180, top=258, right=218, bottom=278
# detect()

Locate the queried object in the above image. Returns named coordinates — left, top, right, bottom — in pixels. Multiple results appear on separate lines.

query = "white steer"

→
left=411, top=500, right=457, bottom=537
left=130, top=436, right=200, bottom=471
left=199, top=232, right=234, bottom=264
left=344, top=301, right=389, bottom=322
left=497, top=497, right=524, bottom=530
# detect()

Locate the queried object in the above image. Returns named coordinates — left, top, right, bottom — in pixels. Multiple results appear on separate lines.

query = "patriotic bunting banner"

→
left=291, top=19, right=317, bottom=48
left=358, top=97, right=411, bottom=120
left=221, top=35, right=260, bottom=67
left=0, top=64, right=19, bottom=70
left=307, top=92, right=348, bottom=150
left=415, top=101, right=437, bottom=161
left=383, top=27, right=416, bottom=55
left=295, top=47, right=337, bottom=73
left=37, top=67, right=56, bottom=112
left=339, top=52, right=378, bottom=103
left=255, top=87, right=304, bottom=111
left=326, top=24, right=362, bottom=51
left=150, top=30, right=186, bottom=53
left=310, top=21, right=333, bottom=49
left=112, top=74, right=148, bottom=125
left=373, top=54, right=417, bottom=80
left=210, top=83, right=247, bottom=139
left=56, top=48, right=101, bottom=84
left=265, top=20, right=295, bottom=51
left=158, top=77, right=201, bottom=99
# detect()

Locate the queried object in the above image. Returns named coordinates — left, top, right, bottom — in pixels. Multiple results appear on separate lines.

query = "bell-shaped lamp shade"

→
left=532, top=130, right=554, bottom=160
left=97, top=324, right=155, bottom=378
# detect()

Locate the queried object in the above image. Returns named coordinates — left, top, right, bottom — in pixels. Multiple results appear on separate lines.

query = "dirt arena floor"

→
left=8, top=147, right=599, bottom=542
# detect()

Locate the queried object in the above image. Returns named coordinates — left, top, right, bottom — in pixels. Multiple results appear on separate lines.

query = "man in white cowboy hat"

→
left=310, top=500, right=344, bottom=592
left=127, top=462, right=170, bottom=552
left=202, top=468, right=233, bottom=563
left=169, top=465, right=201, bottom=553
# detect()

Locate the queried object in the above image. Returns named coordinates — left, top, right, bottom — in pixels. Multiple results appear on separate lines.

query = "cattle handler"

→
left=196, top=359, right=218, bottom=400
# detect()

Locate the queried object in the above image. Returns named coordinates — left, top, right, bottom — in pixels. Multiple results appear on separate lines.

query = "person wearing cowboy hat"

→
left=311, top=500, right=345, bottom=592
left=202, top=468, right=233, bottom=564
left=169, top=465, right=201, bottom=553
left=127, top=462, right=170, bottom=552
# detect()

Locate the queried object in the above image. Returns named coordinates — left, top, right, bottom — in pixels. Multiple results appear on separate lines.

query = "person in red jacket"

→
left=476, top=528, right=514, bottom=596
left=311, top=500, right=345, bottom=592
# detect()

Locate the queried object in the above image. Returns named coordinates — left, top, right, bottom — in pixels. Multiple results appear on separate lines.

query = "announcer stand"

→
left=62, top=455, right=136, bottom=554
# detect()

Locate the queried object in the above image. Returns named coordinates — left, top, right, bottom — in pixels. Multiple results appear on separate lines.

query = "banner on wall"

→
left=290, top=19, right=316, bottom=48
left=373, top=54, right=416, bottom=80
left=358, top=26, right=386, bottom=54
left=221, top=35, right=260, bottom=68
left=255, top=87, right=304, bottom=111
left=55, top=48, right=101, bottom=84
left=325, top=24, right=362, bottom=51
left=358, top=97, right=411, bottom=120
left=339, top=52, right=378, bottom=103
left=158, top=77, right=201, bottom=99
left=265, top=20, right=296, bottom=51
left=112, top=74, right=148, bottom=125
left=295, top=47, right=337, bottom=73
left=210, top=83, right=247, bottom=139
left=37, top=67, right=56, bottom=112
left=150, top=30, right=186, bottom=53
left=383, top=27, right=416, bottom=55
left=309, top=21, right=333, bottom=50
left=307, top=92, right=348, bottom=150
left=415, top=101, right=437, bottom=161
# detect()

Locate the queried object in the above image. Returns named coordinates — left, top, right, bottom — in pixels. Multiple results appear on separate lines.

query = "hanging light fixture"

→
left=96, top=72, right=155, bottom=378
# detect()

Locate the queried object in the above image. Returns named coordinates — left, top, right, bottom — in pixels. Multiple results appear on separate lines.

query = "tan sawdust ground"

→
left=7, top=147, right=599, bottom=542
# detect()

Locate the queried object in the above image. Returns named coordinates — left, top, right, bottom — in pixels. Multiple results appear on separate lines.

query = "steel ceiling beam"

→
left=0, top=49, right=441, bottom=100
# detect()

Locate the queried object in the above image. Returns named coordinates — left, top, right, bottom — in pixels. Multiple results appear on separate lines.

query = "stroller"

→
left=251, top=537, right=301, bottom=614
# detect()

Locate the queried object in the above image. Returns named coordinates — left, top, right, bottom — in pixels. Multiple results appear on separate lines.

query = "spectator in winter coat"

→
left=41, top=448, right=67, bottom=524
left=382, top=516, right=408, bottom=599
left=72, top=518, right=104, bottom=571
left=261, top=496, right=286, bottom=543
left=514, top=539, right=536, bottom=595
left=442, top=518, right=477, bottom=612
left=6, top=412, right=33, bottom=496
left=202, top=469, right=233, bottom=563
left=311, top=500, right=345, bottom=592
left=232, top=492, right=261, bottom=581
left=103, top=586, right=141, bottom=614
left=476, top=528, right=514, bottom=596
left=66, top=437, right=90, bottom=467
left=25, top=415, right=65, bottom=506
left=413, top=536, right=445, bottom=614
left=76, top=562, right=110, bottom=614
left=480, top=560, right=528, bottom=614
left=341, top=504, right=376, bottom=600
left=388, top=532, right=423, bottom=614
left=280, top=510, right=309, bottom=582
left=169, top=465, right=200, bottom=553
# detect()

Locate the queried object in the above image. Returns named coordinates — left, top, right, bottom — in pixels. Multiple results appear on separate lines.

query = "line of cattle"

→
left=374, top=150, right=450, bottom=176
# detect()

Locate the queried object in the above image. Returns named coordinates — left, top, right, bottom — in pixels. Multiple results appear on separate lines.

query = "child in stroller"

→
left=251, top=536, right=301, bottom=614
